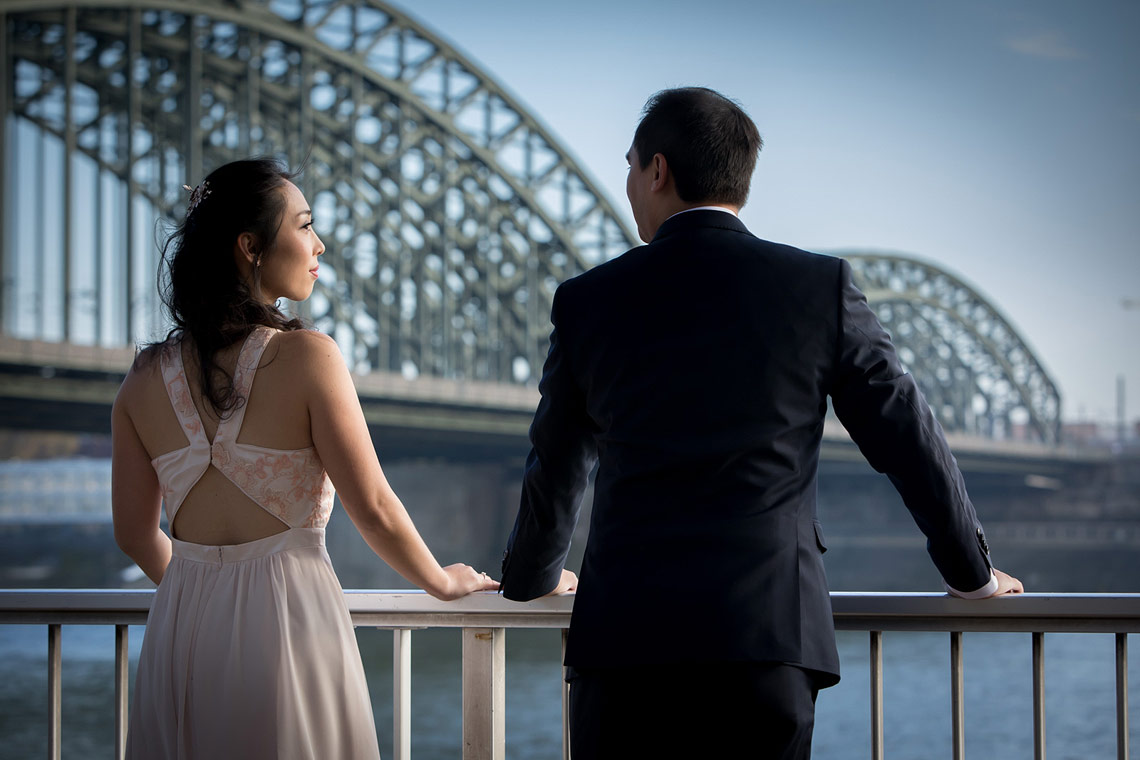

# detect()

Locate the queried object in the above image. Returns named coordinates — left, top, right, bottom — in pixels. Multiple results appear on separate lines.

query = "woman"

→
left=111, top=158, right=498, bottom=759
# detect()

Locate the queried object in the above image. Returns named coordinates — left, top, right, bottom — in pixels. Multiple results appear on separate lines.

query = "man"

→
left=499, top=87, right=1021, bottom=759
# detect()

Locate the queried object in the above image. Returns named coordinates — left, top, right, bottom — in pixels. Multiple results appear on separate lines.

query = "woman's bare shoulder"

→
left=114, top=344, right=168, bottom=413
left=271, top=328, right=339, bottom=355
left=267, top=329, right=346, bottom=374
left=122, top=344, right=167, bottom=389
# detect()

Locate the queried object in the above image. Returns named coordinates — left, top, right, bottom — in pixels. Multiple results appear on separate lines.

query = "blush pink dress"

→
left=126, top=326, right=382, bottom=759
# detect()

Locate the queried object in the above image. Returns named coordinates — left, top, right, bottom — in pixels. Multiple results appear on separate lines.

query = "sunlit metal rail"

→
left=1, top=590, right=1136, bottom=760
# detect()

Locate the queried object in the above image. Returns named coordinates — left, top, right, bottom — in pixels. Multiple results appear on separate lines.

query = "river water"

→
left=1, top=623, right=1137, bottom=758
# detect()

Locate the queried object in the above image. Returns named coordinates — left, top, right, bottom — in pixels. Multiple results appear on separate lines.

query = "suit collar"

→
left=650, top=208, right=751, bottom=243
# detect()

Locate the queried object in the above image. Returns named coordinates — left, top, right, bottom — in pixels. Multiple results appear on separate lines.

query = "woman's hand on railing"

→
left=990, top=568, right=1024, bottom=596
left=544, top=569, right=578, bottom=596
left=432, top=563, right=500, bottom=600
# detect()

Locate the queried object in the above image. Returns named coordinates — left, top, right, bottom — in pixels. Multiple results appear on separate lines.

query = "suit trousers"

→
left=567, top=661, right=819, bottom=760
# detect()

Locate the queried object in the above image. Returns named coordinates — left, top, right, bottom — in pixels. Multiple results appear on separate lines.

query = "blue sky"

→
left=392, top=0, right=1140, bottom=426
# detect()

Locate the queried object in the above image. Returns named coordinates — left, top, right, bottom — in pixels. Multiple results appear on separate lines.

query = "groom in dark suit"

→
left=499, top=87, right=1021, bottom=759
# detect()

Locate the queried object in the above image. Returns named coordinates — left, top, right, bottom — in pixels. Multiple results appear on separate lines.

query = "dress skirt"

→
left=126, top=528, right=382, bottom=759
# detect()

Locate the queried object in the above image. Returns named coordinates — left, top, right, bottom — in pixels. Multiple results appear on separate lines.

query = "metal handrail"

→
left=2, top=591, right=1138, bottom=760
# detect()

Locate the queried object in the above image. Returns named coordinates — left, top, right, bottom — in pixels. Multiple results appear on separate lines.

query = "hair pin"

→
left=182, top=181, right=212, bottom=216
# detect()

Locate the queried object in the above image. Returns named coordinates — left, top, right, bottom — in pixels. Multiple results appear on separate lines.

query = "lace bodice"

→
left=151, top=326, right=335, bottom=530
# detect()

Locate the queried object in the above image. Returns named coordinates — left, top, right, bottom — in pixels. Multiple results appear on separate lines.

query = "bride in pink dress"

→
left=111, top=158, right=498, bottom=759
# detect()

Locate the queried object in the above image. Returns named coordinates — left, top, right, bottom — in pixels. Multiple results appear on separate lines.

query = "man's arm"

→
left=500, top=286, right=597, bottom=600
left=828, top=259, right=1018, bottom=597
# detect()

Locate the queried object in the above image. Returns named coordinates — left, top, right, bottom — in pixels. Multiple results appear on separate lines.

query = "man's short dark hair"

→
left=633, top=87, right=762, bottom=208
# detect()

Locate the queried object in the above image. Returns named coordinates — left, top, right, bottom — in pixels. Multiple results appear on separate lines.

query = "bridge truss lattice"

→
left=0, top=0, right=1062, bottom=444
left=0, top=0, right=637, bottom=384
left=846, top=253, right=1061, bottom=444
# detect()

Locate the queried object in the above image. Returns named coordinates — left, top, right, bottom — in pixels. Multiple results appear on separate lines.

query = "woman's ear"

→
left=234, top=232, right=263, bottom=280
left=235, top=231, right=259, bottom=264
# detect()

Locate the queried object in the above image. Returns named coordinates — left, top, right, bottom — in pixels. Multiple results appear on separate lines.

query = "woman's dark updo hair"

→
left=154, top=157, right=305, bottom=416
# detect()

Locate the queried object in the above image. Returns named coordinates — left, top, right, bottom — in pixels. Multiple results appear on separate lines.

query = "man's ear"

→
left=650, top=153, right=670, bottom=193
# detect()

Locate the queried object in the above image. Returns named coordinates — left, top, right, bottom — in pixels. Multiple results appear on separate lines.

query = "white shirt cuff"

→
left=945, top=571, right=999, bottom=599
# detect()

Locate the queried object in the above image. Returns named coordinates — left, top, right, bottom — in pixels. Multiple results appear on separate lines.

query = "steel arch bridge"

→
left=0, top=0, right=637, bottom=384
left=0, top=0, right=1062, bottom=444
left=844, top=253, right=1061, bottom=445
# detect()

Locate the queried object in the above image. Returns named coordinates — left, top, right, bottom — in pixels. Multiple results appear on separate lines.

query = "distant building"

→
left=1059, top=420, right=1140, bottom=448
left=1062, top=422, right=1105, bottom=446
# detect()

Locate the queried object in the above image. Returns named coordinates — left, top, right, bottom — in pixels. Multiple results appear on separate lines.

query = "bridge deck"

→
left=0, top=335, right=1111, bottom=468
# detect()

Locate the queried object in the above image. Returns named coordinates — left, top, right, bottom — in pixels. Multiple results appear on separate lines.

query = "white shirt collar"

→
left=665, top=205, right=739, bottom=222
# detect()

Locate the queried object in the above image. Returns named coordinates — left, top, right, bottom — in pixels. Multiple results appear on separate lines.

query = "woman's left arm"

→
left=111, top=371, right=171, bottom=585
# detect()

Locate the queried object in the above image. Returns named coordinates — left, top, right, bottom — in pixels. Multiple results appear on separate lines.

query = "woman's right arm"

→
left=299, top=332, right=497, bottom=600
left=111, top=367, right=171, bottom=585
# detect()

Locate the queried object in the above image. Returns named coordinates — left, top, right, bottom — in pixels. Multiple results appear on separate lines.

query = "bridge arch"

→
left=842, top=252, right=1061, bottom=444
left=0, top=2, right=1061, bottom=444
left=0, top=0, right=637, bottom=384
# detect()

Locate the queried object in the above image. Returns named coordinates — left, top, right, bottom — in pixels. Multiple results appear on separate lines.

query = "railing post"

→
left=462, top=627, right=505, bottom=760
left=951, top=631, right=964, bottom=760
left=870, top=631, right=884, bottom=760
left=115, top=625, right=129, bottom=759
left=1033, top=632, right=1046, bottom=760
left=562, top=628, right=570, bottom=760
left=1117, top=633, right=1129, bottom=760
left=48, top=623, right=61, bottom=760
left=393, top=628, right=412, bottom=760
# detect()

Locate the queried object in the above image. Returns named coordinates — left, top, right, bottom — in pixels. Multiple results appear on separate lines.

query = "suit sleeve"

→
left=500, top=285, right=598, bottom=600
left=829, top=258, right=994, bottom=593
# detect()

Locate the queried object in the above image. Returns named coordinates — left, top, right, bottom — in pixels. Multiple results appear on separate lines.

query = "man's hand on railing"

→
left=989, top=568, right=1024, bottom=597
left=544, top=569, right=578, bottom=596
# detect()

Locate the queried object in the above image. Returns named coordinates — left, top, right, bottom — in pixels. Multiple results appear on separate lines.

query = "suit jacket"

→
left=499, top=209, right=992, bottom=685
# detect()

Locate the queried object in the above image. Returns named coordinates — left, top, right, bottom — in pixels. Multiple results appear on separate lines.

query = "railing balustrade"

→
left=1, top=590, right=1138, bottom=760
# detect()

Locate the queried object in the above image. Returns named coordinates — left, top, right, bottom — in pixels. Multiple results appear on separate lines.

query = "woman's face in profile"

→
left=258, top=181, right=325, bottom=303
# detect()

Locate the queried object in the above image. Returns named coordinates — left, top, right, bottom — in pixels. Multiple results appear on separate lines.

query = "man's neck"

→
left=667, top=204, right=739, bottom=220
left=661, top=198, right=739, bottom=220
left=640, top=198, right=741, bottom=241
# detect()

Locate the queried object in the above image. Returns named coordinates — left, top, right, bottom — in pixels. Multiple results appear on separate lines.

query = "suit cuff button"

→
left=976, top=528, right=990, bottom=555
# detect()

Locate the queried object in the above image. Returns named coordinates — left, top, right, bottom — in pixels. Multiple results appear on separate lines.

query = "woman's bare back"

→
left=124, top=330, right=318, bottom=545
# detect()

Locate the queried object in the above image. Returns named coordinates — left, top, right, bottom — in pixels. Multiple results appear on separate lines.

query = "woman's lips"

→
left=310, top=266, right=319, bottom=279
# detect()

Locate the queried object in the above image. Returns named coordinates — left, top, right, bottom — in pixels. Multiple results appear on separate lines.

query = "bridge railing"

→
left=1, top=590, right=1138, bottom=760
